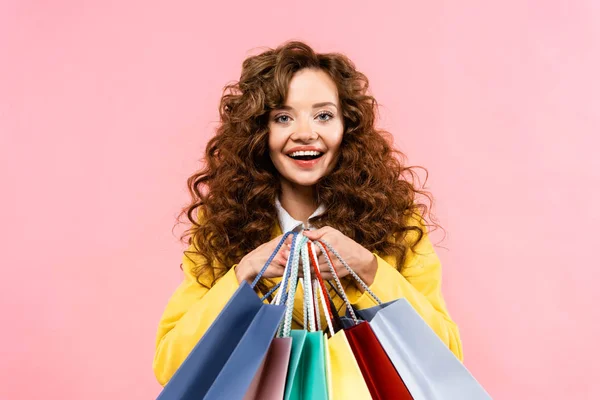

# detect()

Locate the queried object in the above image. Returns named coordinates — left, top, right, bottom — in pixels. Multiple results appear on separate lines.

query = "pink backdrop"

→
left=2, top=1, right=599, bottom=399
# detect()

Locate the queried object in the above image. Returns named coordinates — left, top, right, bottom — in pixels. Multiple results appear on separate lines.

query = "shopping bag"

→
left=284, top=331, right=328, bottom=400
left=355, top=299, right=493, bottom=400
left=315, top=240, right=413, bottom=400
left=318, top=239, right=491, bottom=400
left=322, top=333, right=333, bottom=400
left=242, top=233, right=310, bottom=400
left=157, top=282, right=285, bottom=400
left=244, top=337, right=293, bottom=400
left=156, top=233, right=293, bottom=400
left=326, top=330, right=372, bottom=400
left=307, top=242, right=372, bottom=400
left=280, top=235, right=328, bottom=400
left=344, top=320, right=413, bottom=399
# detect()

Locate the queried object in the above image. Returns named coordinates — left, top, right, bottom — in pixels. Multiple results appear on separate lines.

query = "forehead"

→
left=284, top=68, right=339, bottom=107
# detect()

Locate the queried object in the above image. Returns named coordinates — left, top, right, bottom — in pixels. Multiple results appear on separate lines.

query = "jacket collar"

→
left=274, top=197, right=326, bottom=234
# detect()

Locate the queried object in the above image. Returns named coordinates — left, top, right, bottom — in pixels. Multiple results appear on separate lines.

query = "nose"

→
left=291, top=116, right=318, bottom=142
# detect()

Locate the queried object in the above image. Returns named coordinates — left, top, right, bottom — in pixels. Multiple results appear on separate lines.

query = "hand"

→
left=303, top=227, right=378, bottom=287
left=235, top=234, right=293, bottom=284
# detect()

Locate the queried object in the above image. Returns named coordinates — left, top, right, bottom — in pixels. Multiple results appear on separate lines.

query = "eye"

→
left=316, top=111, right=334, bottom=122
left=274, top=114, right=292, bottom=124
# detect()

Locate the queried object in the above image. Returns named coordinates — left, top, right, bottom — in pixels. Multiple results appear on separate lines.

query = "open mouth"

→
left=286, top=150, right=324, bottom=161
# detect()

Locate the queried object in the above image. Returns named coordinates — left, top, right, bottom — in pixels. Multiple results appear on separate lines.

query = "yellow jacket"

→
left=153, top=218, right=463, bottom=385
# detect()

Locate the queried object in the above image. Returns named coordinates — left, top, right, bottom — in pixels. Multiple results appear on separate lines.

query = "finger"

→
left=312, top=244, right=322, bottom=257
left=273, top=234, right=292, bottom=249
left=319, top=263, right=335, bottom=277
left=316, top=243, right=334, bottom=261
left=273, top=255, right=287, bottom=267
left=267, top=265, right=286, bottom=279
left=278, top=247, right=290, bottom=258
left=275, top=250, right=289, bottom=267
left=318, top=253, right=335, bottom=270
left=319, top=271, right=334, bottom=281
left=335, top=267, right=349, bottom=279
left=302, top=226, right=332, bottom=241
left=317, top=252, right=326, bottom=263
left=319, top=266, right=348, bottom=282
left=266, top=235, right=284, bottom=253
left=320, top=260, right=345, bottom=281
left=281, top=235, right=293, bottom=252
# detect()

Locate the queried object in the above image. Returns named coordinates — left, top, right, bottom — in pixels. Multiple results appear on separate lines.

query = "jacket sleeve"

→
left=347, top=217, right=464, bottom=361
left=152, top=249, right=241, bottom=385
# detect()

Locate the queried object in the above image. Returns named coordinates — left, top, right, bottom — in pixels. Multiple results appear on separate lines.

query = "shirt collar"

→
left=275, top=197, right=326, bottom=234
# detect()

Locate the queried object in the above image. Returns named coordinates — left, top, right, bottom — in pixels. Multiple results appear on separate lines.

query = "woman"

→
left=153, top=41, right=463, bottom=385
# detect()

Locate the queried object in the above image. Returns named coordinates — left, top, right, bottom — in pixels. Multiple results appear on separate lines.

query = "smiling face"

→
left=268, top=68, right=344, bottom=190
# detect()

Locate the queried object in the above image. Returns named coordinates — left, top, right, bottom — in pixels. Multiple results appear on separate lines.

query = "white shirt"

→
left=275, top=197, right=326, bottom=234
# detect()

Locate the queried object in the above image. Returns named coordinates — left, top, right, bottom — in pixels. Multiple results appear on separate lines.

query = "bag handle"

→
left=300, top=241, right=317, bottom=332
left=300, top=241, right=335, bottom=334
left=251, top=231, right=295, bottom=290
left=308, top=241, right=335, bottom=335
left=313, top=279, right=322, bottom=332
left=280, top=234, right=309, bottom=337
left=274, top=231, right=298, bottom=305
left=316, top=239, right=383, bottom=306
left=314, top=241, right=360, bottom=325
left=259, top=231, right=299, bottom=304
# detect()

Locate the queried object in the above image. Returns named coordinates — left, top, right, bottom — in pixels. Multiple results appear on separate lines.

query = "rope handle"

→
left=281, top=234, right=309, bottom=337
left=308, top=242, right=334, bottom=323
left=300, top=242, right=316, bottom=331
left=250, top=231, right=295, bottom=289
left=314, top=241, right=359, bottom=325
left=258, top=231, right=297, bottom=304
left=316, top=239, right=383, bottom=306
left=274, top=232, right=298, bottom=305
left=308, top=242, right=335, bottom=335
left=313, top=279, right=323, bottom=332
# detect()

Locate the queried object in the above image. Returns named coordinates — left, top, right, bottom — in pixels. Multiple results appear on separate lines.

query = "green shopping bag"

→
left=285, top=331, right=328, bottom=400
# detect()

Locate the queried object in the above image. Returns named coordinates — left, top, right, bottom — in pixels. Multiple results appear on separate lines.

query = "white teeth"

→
left=289, top=150, right=323, bottom=157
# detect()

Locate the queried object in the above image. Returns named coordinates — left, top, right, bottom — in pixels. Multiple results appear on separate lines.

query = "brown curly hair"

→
left=180, top=40, right=441, bottom=288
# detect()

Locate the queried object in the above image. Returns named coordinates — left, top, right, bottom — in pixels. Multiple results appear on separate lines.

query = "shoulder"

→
left=379, top=210, right=437, bottom=271
left=403, top=210, right=429, bottom=245
left=179, top=209, right=225, bottom=287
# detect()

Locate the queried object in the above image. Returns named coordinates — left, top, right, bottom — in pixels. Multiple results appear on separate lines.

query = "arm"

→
left=347, top=219, right=464, bottom=361
left=152, top=249, right=241, bottom=385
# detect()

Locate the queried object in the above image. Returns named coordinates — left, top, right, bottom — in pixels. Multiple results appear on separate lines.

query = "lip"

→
left=288, top=156, right=323, bottom=169
left=284, top=146, right=325, bottom=155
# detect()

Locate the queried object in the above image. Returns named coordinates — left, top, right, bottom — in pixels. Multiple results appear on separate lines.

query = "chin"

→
left=283, top=175, right=322, bottom=187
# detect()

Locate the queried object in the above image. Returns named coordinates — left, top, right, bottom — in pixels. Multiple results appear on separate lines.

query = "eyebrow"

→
left=278, top=102, right=338, bottom=110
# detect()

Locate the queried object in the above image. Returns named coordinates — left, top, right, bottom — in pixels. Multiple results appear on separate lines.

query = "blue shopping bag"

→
left=156, top=234, right=293, bottom=400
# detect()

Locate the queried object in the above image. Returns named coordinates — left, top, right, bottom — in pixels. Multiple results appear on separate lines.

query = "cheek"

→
left=325, top=125, right=344, bottom=153
left=267, top=127, right=284, bottom=153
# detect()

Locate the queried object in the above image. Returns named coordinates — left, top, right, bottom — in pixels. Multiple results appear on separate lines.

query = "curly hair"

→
left=180, top=40, right=441, bottom=288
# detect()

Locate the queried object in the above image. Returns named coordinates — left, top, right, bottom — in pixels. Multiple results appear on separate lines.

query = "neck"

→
left=279, top=179, right=318, bottom=224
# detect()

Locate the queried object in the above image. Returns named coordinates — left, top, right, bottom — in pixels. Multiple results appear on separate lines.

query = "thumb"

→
left=302, top=228, right=326, bottom=240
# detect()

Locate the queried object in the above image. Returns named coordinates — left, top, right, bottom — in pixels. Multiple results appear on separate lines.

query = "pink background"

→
left=1, top=1, right=599, bottom=399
